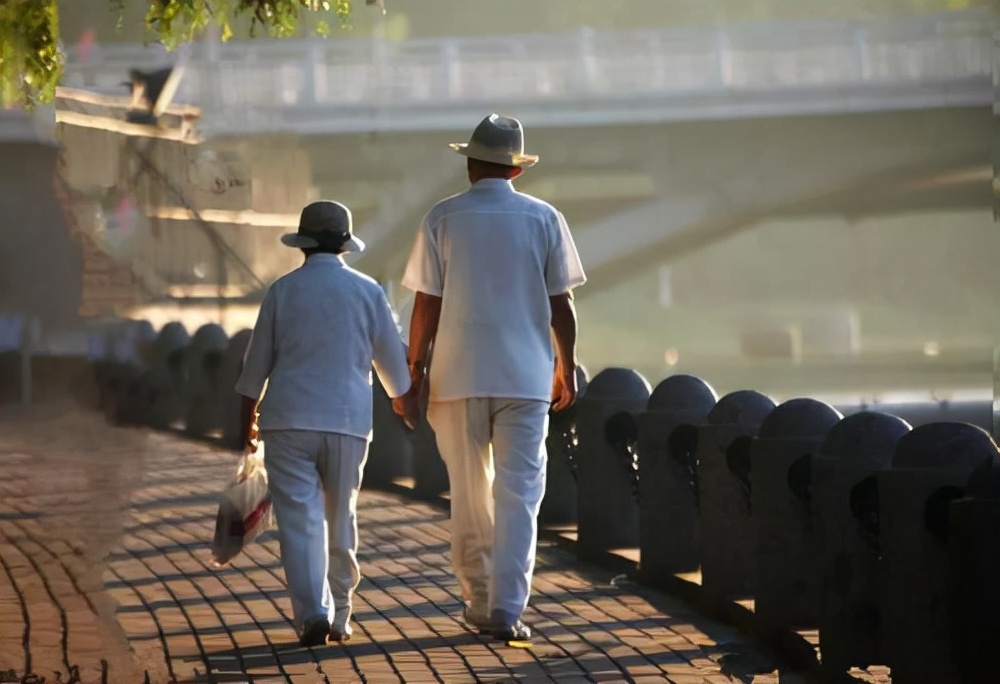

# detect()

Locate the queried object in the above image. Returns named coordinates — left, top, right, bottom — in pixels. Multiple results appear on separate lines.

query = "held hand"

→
left=391, top=395, right=408, bottom=424
left=550, top=366, right=577, bottom=412
left=404, top=393, right=420, bottom=429
left=392, top=391, right=420, bottom=430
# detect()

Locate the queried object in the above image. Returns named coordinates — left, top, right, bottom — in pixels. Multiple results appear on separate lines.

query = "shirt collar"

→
left=470, top=178, right=514, bottom=192
left=304, top=253, right=346, bottom=267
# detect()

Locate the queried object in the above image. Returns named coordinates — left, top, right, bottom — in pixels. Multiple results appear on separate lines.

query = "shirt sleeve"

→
left=545, top=210, right=587, bottom=296
left=400, top=213, right=444, bottom=296
left=371, top=290, right=411, bottom=399
left=234, top=286, right=276, bottom=399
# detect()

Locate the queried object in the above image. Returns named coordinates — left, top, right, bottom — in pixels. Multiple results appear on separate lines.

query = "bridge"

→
left=60, top=9, right=995, bottom=136
left=3, top=7, right=991, bottom=400
left=50, top=9, right=996, bottom=295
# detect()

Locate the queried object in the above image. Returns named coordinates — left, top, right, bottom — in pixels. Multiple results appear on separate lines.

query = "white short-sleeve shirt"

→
left=401, top=178, right=586, bottom=402
left=235, top=253, right=410, bottom=440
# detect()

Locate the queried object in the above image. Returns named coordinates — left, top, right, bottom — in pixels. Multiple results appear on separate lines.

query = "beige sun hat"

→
left=449, top=113, right=539, bottom=167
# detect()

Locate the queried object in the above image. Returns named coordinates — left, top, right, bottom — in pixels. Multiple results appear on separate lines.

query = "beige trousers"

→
left=427, top=397, right=549, bottom=620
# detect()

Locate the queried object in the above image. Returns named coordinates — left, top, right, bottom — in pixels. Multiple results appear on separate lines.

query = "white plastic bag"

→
left=211, top=444, right=274, bottom=567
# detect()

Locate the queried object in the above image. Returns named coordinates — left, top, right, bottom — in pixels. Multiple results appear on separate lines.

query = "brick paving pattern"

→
left=1, top=402, right=827, bottom=683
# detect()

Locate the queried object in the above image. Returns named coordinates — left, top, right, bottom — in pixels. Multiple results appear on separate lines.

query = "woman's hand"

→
left=392, top=389, right=420, bottom=429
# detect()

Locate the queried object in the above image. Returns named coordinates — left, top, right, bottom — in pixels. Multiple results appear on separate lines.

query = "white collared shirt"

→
left=401, top=178, right=586, bottom=402
left=235, top=253, right=410, bottom=440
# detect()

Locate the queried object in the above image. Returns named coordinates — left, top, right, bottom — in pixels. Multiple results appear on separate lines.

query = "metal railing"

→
left=60, top=9, right=995, bottom=134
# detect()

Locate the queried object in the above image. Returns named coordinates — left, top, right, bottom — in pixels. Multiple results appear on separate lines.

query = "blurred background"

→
left=1, top=0, right=997, bottom=418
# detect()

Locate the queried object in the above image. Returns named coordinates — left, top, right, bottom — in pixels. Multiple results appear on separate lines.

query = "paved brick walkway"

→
left=1, top=402, right=815, bottom=684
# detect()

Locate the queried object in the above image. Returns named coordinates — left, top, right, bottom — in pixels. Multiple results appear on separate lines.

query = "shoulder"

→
left=343, top=266, right=387, bottom=297
left=511, top=189, right=561, bottom=220
left=263, top=270, right=295, bottom=298
left=424, top=190, right=470, bottom=227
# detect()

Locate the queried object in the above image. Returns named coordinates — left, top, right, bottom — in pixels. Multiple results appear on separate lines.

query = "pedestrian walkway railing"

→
left=60, top=9, right=994, bottom=134
left=86, top=315, right=1000, bottom=681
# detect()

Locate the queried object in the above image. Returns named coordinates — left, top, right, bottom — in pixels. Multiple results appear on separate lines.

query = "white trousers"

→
left=427, top=398, right=549, bottom=621
left=261, top=429, right=368, bottom=631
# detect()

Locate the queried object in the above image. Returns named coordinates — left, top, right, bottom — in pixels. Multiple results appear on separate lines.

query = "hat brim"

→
left=341, top=235, right=365, bottom=253
left=449, top=142, right=538, bottom=168
left=281, top=233, right=366, bottom=253
left=281, top=233, right=319, bottom=248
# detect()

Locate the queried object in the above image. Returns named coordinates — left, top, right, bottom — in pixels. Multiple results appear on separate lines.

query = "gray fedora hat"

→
left=449, top=113, right=539, bottom=167
left=281, top=200, right=366, bottom=252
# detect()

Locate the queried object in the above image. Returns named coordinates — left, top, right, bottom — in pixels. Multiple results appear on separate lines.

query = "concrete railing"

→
left=61, top=9, right=994, bottom=133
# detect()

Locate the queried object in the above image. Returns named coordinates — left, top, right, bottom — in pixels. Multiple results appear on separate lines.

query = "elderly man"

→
left=395, top=114, right=586, bottom=642
left=236, top=200, right=410, bottom=647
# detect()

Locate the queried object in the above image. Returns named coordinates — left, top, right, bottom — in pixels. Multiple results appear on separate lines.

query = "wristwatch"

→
left=409, top=359, right=425, bottom=380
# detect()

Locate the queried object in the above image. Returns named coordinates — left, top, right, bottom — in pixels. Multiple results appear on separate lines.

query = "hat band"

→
left=300, top=229, right=348, bottom=239
left=450, top=140, right=538, bottom=167
left=465, top=143, right=529, bottom=165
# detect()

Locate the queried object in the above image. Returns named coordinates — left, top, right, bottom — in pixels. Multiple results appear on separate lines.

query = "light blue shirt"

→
left=235, top=253, right=410, bottom=440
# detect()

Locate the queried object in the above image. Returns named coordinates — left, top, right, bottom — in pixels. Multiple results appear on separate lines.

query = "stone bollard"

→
left=411, top=378, right=449, bottom=500
left=91, top=321, right=118, bottom=410
left=217, top=329, right=252, bottom=450
left=367, top=375, right=413, bottom=489
left=574, top=367, right=651, bottom=562
left=0, top=314, right=24, bottom=404
left=948, top=459, right=1000, bottom=684
left=636, top=374, right=718, bottom=585
left=540, top=365, right=589, bottom=525
left=183, top=323, right=229, bottom=438
left=697, top=390, right=775, bottom=612
left=99, top=319, right=156, bottom=425
left=838, top=400, right=994, bottom=436
left=812, top=411, right=911, bottom=676
left=142, top=322, right=192, bottom=430
left=879, top=423, right=1000, bottom=684
left=752, top=398, right=842, bottom=632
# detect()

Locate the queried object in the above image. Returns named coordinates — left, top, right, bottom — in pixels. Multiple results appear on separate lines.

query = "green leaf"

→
left=0, top=0, right=63, bottom=109
left=0, top=0, right=363, bottom=107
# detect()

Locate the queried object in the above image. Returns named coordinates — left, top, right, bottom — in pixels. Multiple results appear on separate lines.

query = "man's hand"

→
left=551, top=365, right=577, bottom=412
left=549, top=292, right=579, bottom=413
left=392, top=388, right=420, bottom=430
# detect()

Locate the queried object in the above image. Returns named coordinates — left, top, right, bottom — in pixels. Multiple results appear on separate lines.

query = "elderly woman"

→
left=236, top=200, right=409, bottom=647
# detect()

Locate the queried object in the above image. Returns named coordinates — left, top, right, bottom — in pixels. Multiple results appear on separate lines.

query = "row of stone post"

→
left=93, top=323, right=998, bottom=681
left=93, top=320, right=248, bottom=447
left=541, top=367, right=999, bottom=683
left=93, top=319, right=421, bottom=488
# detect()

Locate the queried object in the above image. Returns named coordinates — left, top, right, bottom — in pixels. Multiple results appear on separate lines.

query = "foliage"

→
left=131, top=0, right=353, bottom=50
left=1, top=0, right=355, bottom=109
left=0, top=0, right=986, bottom=110
left=0, top=0, right=62, bottom=109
